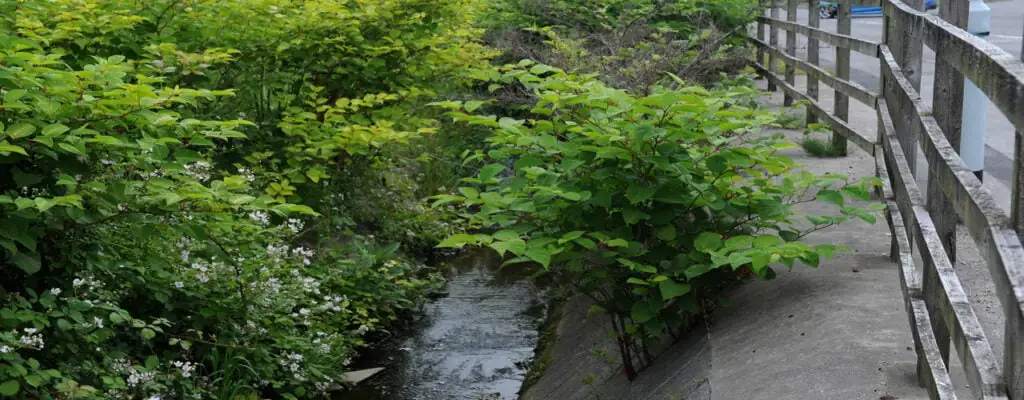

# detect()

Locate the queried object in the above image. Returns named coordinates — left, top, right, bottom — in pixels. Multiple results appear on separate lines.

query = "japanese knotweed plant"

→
left=434, top=62, right=882, bottom=378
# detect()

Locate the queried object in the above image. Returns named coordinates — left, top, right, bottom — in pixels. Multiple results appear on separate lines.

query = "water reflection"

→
left=340, top=249, right=545, bottom=400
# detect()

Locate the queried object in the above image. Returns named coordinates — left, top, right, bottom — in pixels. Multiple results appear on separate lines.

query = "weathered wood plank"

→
left=757, top=5, right=767, bottom=73
left=916, top=209, right=1008, bottom=398
left=910, top=299, right=960, bottom=399
left=881, top=44, right=1024, bottom=400
left=755, top=16, right=880, bottom=57
left=1010, top=22, right=1024, bottom=400
left=833, top=1, right=851, bottom=155
left=768, top=3, right=780, bottom=92
left=806, top=0, right=821, bottom=127
left=878, top=100, right=916, bottom=261
left=751, top=61, right=876, bottom=154
left=784, top=0, right=798, bottom=106
left=892, top=0, right=924, bottom=177
left=899, top=0, right=926, bottom=91
left=750, top=38, right=879, bottom=107
left=884, top=0, right=1024, bottom=135
left=882, top=98, right=1005, bottom=397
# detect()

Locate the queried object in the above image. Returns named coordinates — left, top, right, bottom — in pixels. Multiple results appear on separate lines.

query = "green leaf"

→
left=141, top=328, right=156, bottom=340
left=622, top=207, right=651, bottom=225
left=631, top=302, right=657, bottom=323
left=514, top=156, right=543, bottom=169
left=706, top=155, right=728, bottom=173
left=625, top=184, right=659, bottom=204
left=0, top=142, right=27, bottom=156
left=25, top=375, right=41, bottom=388
left=754, top=235, right=784, bottom=248
left=464, top=100, right=485, bottom=112
left=574, top=238, right=597, bottom=249
left=606, top=238, right=629, bottom=248
left=724, top=235, right=753, bottom=250
left=11, top=253, right=40, bottom=274
left=438, top=234, right=476, bottom=248
left=175, top=149, right=202, bottom=163
left=42, top=124, right=69, bottom=137
left=656, top=225, right=676, bottom=241
left=779, top=230, right=799, bottom=242
left=7, top=122, right=36, bottom=139
left=0, top=380, right=19, bottom=395
left=559, top=231, right=585, bottom=243
left=525, top=247, right=552, bottom=268
left=57, top=142, right=86, bottom=156
left=493, top=230, right=520, bottom=241
left=694, top=232, right=722, bottom=252
left=458, top=187, right=479, bottom=200
left=479, top=164, right=505, bottom=181
left=816, top=189, right=844, bottom=207
left=504, top=239, right=527, bottom=255
left=659, top=279, right=691, bottom=299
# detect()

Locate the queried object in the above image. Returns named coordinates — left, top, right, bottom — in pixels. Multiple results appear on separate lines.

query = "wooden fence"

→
left=751, top=0, right=1024, bottom=398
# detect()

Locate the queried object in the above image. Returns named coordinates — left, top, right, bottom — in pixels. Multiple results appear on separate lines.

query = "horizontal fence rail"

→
left=756, top=16, right=881, bottom=56
left=752, top=0, right=1024, bottom=397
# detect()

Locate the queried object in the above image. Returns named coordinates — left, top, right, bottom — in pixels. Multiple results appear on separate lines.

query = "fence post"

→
left=784, top=0, right=798, bottom=106
left=832, top=0, right=851, bottom=156
left=926, top=0, right=970, bottom=369
left=900, top=0, right=926, bottom=177
left=758, top=1, right=767, bottom=70
left=1007, top=15, right=1024, bottom=400
left=929, top=0, right=967, bottom=264
left=806, top=0, right=820, bottom=126
left=768, top=1, right=780, bottom=92
left=1013, top=20, right=1024, bottom=245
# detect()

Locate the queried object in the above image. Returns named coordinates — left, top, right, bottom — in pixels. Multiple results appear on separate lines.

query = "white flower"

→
left=94, top=317, right=104, bottom=329
left=173, top=360, right=196, bottom=378
left=249, top=211, right=270, bottom=226
left=299, top=308, right=310, bottom=316
left=17, top=328, right=44, bottom=349
left=73, top=278, right=85, bottom=287
left=0, top=345, right=10, bottom=353
left=127, top=370, right=156, bottom=387
left=175, top=281, right=184, bottom=288
left=286, top=218, right=304, bottom=234
left=49, top=288, right=62, bottom=296
left=147, top=396, right=163, bottom=400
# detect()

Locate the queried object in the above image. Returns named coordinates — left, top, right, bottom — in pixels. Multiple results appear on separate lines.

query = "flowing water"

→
left=340, top=249, right=546, bottom=400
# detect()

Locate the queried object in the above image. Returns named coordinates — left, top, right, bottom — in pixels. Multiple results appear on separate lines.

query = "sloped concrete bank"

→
left=520, top=85, right=929, bottom=400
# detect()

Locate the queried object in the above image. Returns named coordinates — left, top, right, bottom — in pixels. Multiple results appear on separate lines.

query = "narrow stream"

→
left=341, top=249, right=546, bottom=400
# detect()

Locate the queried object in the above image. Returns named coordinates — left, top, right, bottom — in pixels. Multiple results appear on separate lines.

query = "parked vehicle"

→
left=820, top=0, right=936, bottom=18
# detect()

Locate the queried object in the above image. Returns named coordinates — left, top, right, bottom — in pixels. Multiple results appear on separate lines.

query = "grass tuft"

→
left=800, top=137, right=845, bottom=158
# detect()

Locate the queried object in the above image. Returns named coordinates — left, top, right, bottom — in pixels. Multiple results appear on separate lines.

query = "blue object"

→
left=819, top=0, right=936, bottom=18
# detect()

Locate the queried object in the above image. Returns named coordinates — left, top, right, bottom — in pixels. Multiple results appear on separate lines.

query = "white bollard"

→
left=960, top=0, right=991, bottom=181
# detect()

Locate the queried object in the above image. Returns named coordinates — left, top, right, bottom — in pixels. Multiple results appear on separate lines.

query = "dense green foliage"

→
left=0, top=0, right=878, bottom=397
left=435, top=64, right=881, bottom=377
left=0, top=0, right=491, bottom=398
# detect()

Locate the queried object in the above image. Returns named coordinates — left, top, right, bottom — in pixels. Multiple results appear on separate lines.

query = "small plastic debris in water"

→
left=400, top=347, right=412, bottom=351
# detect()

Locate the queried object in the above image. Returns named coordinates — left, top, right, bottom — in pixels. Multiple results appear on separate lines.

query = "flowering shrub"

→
left=0, top=0, right=484, bottom=398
